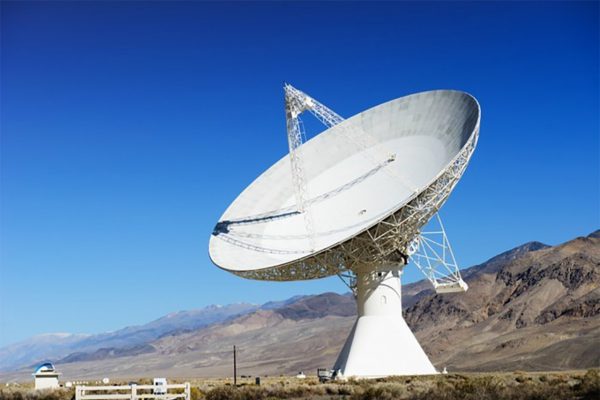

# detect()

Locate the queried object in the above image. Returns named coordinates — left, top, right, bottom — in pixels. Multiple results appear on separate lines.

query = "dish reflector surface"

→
left=209, top=90, right=480, bottom=280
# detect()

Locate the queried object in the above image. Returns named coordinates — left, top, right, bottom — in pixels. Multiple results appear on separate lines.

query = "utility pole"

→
left=233, top=345, right=237, bottom=386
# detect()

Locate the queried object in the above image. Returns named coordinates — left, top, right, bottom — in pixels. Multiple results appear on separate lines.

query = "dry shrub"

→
left=315, top=384, right=354, bottom=396
left=450, top=375, right=506, bottom=399
left=205, top=386, right=268, bottom=400
left=408, top=377, right=472, bottom=400
left=189, top=386, right=204, bottom=400
left=576, top=369, right=600, bottom=400
left=510, top=380, right=571, bottom=400
left=265, top=384, right=315, bottom=399
left=206, top=384, right=325, bottom=400
left=515, top=376, right=527, bottom=383
left=205, top=386, right=244, bottom=400
left=548, top=374, right=568, bottom=386
left=0, top=389, right=74, bottom=400
left=351, top=382, right=405, bottom=400
left=337, top=385, right=354, bottom=395
left=77, top=370, right=600, bottom=400
left=407, top=374, right=577, bottom=400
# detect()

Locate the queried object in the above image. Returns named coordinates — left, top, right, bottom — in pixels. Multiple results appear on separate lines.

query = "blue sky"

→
left=1, top=1, right=598, bottom=346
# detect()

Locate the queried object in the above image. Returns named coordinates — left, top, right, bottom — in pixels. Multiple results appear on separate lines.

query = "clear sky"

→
left=1, top=1, right=598, bottom=347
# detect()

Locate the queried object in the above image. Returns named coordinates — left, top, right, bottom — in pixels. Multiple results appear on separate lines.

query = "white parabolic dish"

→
left=209, top=90, right=480, bottom=281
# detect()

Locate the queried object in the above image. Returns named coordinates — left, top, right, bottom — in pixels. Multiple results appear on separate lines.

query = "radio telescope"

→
left=209, top=84, right=480, bottom=378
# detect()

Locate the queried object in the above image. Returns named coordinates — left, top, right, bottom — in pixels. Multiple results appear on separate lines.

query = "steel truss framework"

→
left=284, top=84, right=344, bottom=251
left=229, top=86, right=479, bottom=290
left=408, top=214, right=469, bottom=293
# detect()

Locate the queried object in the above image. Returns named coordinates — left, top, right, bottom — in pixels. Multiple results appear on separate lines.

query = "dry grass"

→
left=199, top=369, right=600, bottom=400
left=0, top=388, right=74, bottom=400
left=2, top=370, right=598, bottom=400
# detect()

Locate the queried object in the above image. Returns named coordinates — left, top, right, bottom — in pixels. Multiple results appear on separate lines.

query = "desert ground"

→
left=2, top=370, right=599, bottom=400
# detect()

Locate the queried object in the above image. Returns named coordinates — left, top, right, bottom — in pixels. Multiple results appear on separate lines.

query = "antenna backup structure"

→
left=209, top=85, right=480, bottom=378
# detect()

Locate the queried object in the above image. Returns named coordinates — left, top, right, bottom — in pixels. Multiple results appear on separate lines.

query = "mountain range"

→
left=1, top=230, right=598, bottom=380
left=0, top=303, right=260, bottom=371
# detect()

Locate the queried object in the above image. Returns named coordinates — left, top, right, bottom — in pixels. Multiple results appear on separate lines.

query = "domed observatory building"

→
left=33, top=363, right=60, bottom=390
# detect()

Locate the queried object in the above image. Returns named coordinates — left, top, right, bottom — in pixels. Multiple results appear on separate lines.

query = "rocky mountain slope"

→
left=406, top=230, right=600, bottom=371
left=1, top=231, right=598, bottom=380
left=0, top=303, right=259, bottom=371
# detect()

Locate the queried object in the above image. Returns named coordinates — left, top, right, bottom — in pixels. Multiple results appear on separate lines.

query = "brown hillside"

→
left=405, top=231, right=600, bottom=371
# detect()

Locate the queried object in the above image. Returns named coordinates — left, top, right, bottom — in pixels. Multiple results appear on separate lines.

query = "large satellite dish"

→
left=209, top=85, right=480, bottom=378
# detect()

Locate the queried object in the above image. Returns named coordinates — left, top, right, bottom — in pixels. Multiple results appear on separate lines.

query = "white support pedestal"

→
left=333, top=265, right=438, bottom=378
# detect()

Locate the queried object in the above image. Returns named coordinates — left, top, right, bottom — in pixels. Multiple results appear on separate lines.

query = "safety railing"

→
left=75, top=383, right=190, bottom=400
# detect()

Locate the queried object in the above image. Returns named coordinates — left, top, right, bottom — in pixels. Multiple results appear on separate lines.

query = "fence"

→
left=75, top=383, right=190, bottom=400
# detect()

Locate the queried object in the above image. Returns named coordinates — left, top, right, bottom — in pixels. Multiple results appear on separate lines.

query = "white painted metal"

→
left=33, top=363, right=60, bottom=390
left=34, top=373, right=60, bottom=390
left=153, top=378, right=168, bottom=395
left=284, top=84, right=311, bottom=215
left=76, top=384, right=190, bottom=400
left=409, top=213, right=469, bottom=293
left=209, top=86, right=481, bottom=378
left=284, top=84, right=344, bottom=128
left=283, top=85, right=345, bottom=215
left=283, top=84, right=347, bottom=250
left=210, top=89, right=480, bottom=279
left=333, top=265, right=437, bottom=378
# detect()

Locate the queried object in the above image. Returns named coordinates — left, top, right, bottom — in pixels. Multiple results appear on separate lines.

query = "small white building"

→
left=153, top=378, right=167, bottom=394
left=33, top=363, right=60, bottom=390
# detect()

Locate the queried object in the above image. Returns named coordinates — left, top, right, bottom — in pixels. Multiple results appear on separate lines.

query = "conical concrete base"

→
left=333, top=266, right=438, bottom=378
